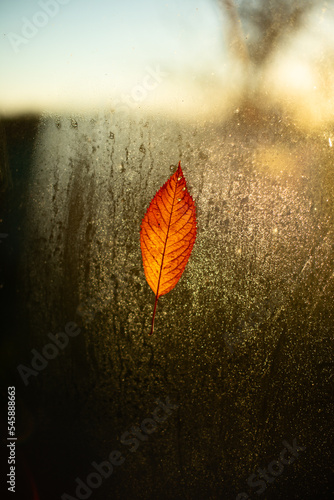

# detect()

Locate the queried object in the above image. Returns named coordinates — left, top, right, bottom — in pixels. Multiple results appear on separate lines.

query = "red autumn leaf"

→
left=140, top=161, right=197, bottom=335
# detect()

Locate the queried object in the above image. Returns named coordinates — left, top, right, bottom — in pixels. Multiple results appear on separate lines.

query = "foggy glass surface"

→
left=1, top=1, right=333, bottom=499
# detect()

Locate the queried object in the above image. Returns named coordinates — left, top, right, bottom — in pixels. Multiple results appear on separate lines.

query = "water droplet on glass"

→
left=177, top=198, right=181, bottom=201
left=71, top=118, right=78, bottom=128
left=178, top=176, right=182, bottom=181
left=182, top=187, right=186, bottom=191
left=109, top=131, right=114, bottom=139
left=170, top=165, right=177, bottom=172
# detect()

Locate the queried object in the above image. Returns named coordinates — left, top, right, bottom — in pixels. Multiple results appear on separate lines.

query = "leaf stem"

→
left=150, top=294, right=159, bottom=335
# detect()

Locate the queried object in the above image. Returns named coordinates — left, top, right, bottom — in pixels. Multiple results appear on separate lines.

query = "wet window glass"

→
left=1, top=1, right=333, bottom=499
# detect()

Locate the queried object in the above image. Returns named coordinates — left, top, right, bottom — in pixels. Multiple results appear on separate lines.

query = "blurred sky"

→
left=0, top=0, right=334, bottom=124
left=0, top=0, right=226, bottom=114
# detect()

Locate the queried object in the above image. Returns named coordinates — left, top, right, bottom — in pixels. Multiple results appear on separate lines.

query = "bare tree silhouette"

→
left=218, top=0, right=329, bottom=104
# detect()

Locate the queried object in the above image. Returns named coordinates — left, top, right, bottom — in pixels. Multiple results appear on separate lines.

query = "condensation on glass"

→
left=1, top=1, right=333, bottom=499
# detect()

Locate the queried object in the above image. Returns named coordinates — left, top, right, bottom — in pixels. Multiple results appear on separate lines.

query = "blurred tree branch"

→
left=219, top=0, right=250, bottom=66
left=219, top=0, right=321, bottom=67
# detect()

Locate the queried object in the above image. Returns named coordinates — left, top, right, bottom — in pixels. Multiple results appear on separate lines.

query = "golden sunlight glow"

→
left=264, top=22, right=334, bottom=131
left=1, top=0, right=334, bottom=130
left=254, top=144, right=300, bottom=177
